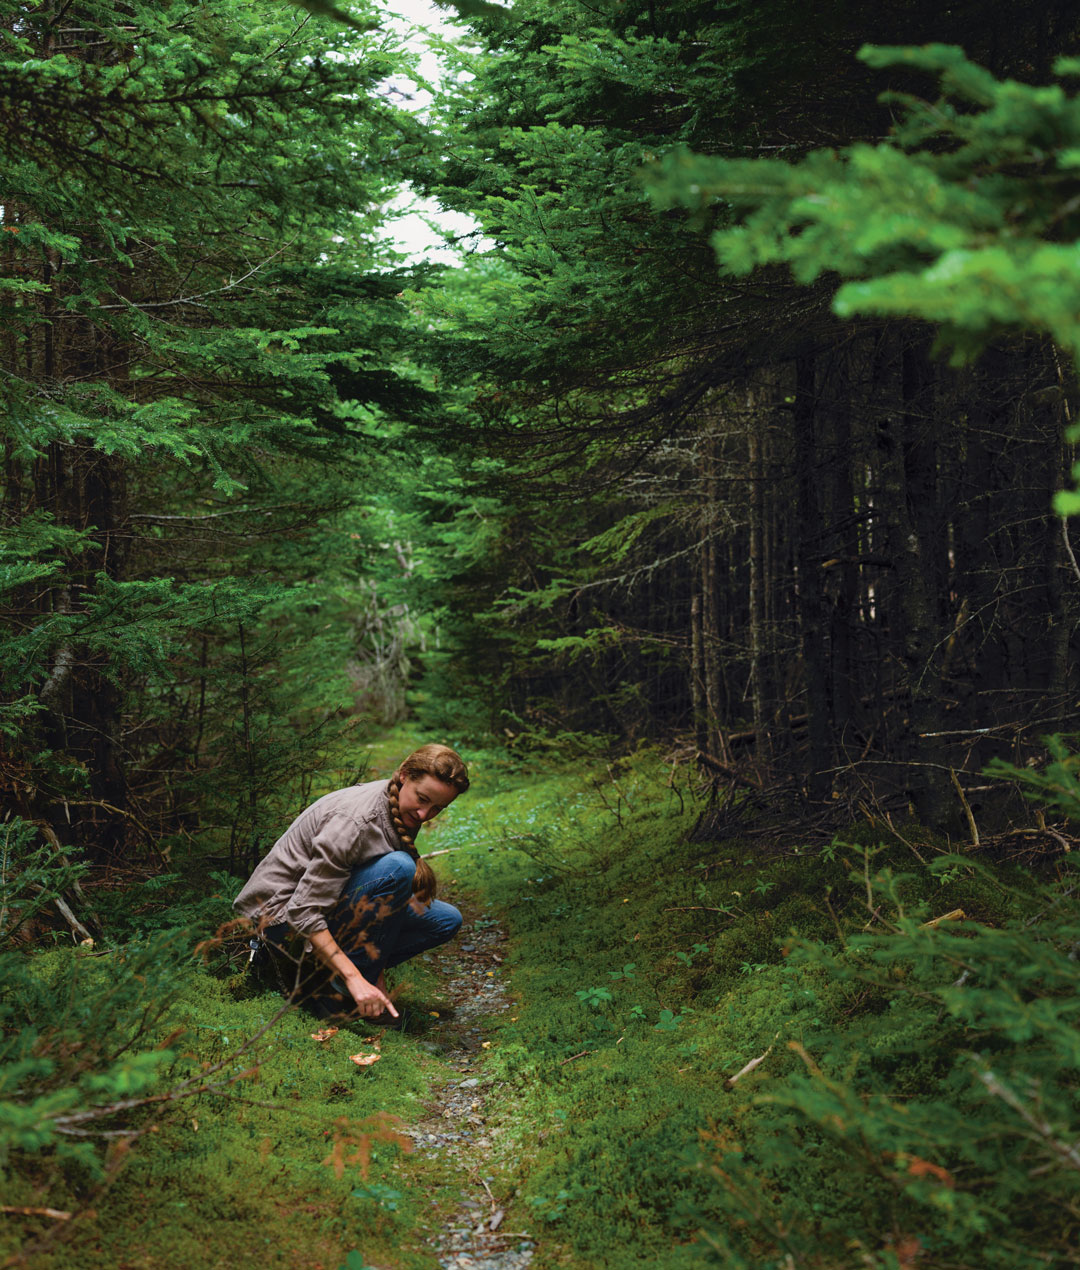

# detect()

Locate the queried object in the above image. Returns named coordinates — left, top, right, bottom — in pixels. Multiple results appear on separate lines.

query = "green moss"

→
left=444, top=752, right=1078, bottom=1269
left=5, top=744, right=1075, bottom=1270
left=1, top=941, right=454, bottom=1269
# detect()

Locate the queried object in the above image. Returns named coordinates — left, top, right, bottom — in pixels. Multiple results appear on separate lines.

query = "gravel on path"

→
left=406, top=914, right=535, bottom=1270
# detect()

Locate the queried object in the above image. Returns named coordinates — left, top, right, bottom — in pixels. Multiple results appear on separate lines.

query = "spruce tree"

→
left=0, top=0, right=438, bottom=857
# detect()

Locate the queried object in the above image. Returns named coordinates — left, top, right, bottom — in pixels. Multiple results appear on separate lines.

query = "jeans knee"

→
left=369, top=854, right=415, bottom=914
left=337, top=851, right=415, bottom=923
left=434, top=901, right=463, bottom=941
left=379, top=850, right=418, bottom=888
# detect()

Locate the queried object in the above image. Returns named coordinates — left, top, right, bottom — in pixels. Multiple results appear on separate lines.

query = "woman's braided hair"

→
left=387, top=743, right=470, bottom=903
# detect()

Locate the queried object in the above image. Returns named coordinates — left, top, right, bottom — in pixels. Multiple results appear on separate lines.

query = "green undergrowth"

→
left=0, top=728, right=493, bottom=1270
left=0, top=936, right=466, bottom=1270
left=442, top=749, right=1080, bottom=1269
left=5, top=738, right=1080, bottom=1269
left=0, top=733, right=581, bottom=1269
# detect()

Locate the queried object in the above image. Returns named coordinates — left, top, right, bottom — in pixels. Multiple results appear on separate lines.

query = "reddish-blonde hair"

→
left=387, top=744, right=469, bottom=901
left=398, top=743, right=470, bottom=793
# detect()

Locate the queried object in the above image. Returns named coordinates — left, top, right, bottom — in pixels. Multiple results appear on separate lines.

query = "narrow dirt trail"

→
left=404, top=904, right=536, bottom=1270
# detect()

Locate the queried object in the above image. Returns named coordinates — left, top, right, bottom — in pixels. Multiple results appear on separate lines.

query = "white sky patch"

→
left=378, top=0, right=491, bottom=265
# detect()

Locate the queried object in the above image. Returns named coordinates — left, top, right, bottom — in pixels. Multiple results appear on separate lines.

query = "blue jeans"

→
left=265, top=850, right=461, bottom=1016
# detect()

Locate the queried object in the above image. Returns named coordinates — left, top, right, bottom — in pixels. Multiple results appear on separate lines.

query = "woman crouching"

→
left=234, top=744, right=468, bottom=1020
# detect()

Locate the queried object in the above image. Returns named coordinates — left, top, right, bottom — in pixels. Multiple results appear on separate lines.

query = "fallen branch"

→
left=1036, top=811, right=1073, bottom=854
left=919, top=909, right=967, bottom=930
left=725, top=1032, right=780, bottom=1089
left=950, top=768, right=980, bottom=849
left=28, top=885, right=93, bottom=944
left=857, top=804, right=929, bottom=865
left=696, top=751, right=763, bottom=792
left=37, top=825, right=99, bottom=914
left=560, top=1049, right=596, bottom=1066
left=663, top=905, right=741, bottom=915
left=0, top=1208, right=71, bottom=1222
left=1063, top=514, right=1080, bottom=588
left=478, top=1176, right=499, bottom=1215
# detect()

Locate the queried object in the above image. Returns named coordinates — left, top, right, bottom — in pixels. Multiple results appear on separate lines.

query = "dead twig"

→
left=0, top=1208, right=71, bottom=1222
left=696, top=750, right=764, bottom=792
left=725, top=1032, right=780, bottom=1089
left=1036, top=810, right=1073, bottom=854
left=667, top=758, right=685, bottom=816
left=950, top=769, right=980, bottom=849
left=919, top=909, right=967, bottom=930
left=978, top=1066, right=1080, bottom=1173
left=663, top=905, right=742, bottom=915
left=881, top=810, right=929, bottom=865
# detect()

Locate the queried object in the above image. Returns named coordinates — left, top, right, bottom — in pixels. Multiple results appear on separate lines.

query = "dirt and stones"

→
left=406, top=913, right=535, bottom=1270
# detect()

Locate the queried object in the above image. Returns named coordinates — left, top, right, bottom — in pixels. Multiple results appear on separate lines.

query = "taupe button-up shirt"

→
left=233, top=780, right=401, bottom=936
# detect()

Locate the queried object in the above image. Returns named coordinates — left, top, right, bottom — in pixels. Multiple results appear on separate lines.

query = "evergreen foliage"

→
left=410, top=5, right=1080, bottom=822
left=0, top=933, right=189, bottom=1171
left=649, top=44, right=1080, bottom=370
left=6, top=1, right=1080, bottom=1264
left=0, top=0, right=442, bottom=860
left=0, top=816, right=86, bottom=946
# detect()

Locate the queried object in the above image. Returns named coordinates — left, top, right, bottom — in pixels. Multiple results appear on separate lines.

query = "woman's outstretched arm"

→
left=307, top=928, right=398, bottom=1018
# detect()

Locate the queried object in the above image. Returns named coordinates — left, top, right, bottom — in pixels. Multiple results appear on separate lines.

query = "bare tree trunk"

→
left=881, top=332, right=954, bottom=829
left=701, top=427, right=726, bottom=755
left=690, top=593, right=708, bottom=752
left=793, top=353, right=832, bottom=799
left=33, top=395, right=131, bottom=855
left=1045, top=405, right=1070, bottom=725
left=236, top=622, right=261, bottom=877
left=826, top=348, right=859, bottom=755
left=747, top=389, right=772, bottom=771
left=958, top=351, right=1008, bottom=732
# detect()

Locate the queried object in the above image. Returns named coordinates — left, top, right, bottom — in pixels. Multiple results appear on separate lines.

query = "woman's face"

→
left=397, top=773, right=459, bottom=832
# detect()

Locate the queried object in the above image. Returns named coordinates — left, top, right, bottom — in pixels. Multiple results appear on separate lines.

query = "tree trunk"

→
left=958, top=351, right=1008, bottom=730
left=883, top=332, right=955, bottom=828
left=793, top=353, right=833, bottom=799
left=826, top=346, right=859, bottom=755
left=701, top=427, right=726, bottom=755
left=747, top=389, right=772, bottom=771
left=1045, top=404, right=1070, bottom=725
left=691, top=593, right=708, bottom=752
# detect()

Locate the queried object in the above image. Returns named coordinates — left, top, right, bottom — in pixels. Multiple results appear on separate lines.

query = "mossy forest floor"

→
left=4, top=737, right=1077, bottom=1269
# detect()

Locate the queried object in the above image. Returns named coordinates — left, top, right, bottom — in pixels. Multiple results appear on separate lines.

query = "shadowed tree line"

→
left=0, top=0, right=442, bottom=868
left=4, top=0, right=1080, bottom=866
left=407, top=0, right=1080, bottom=831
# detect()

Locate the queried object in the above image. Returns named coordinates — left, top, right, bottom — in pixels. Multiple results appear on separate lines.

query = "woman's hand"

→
left=309, top=927, right=399, bottom=1019
left=345, top=972, right=398, bottom=1019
